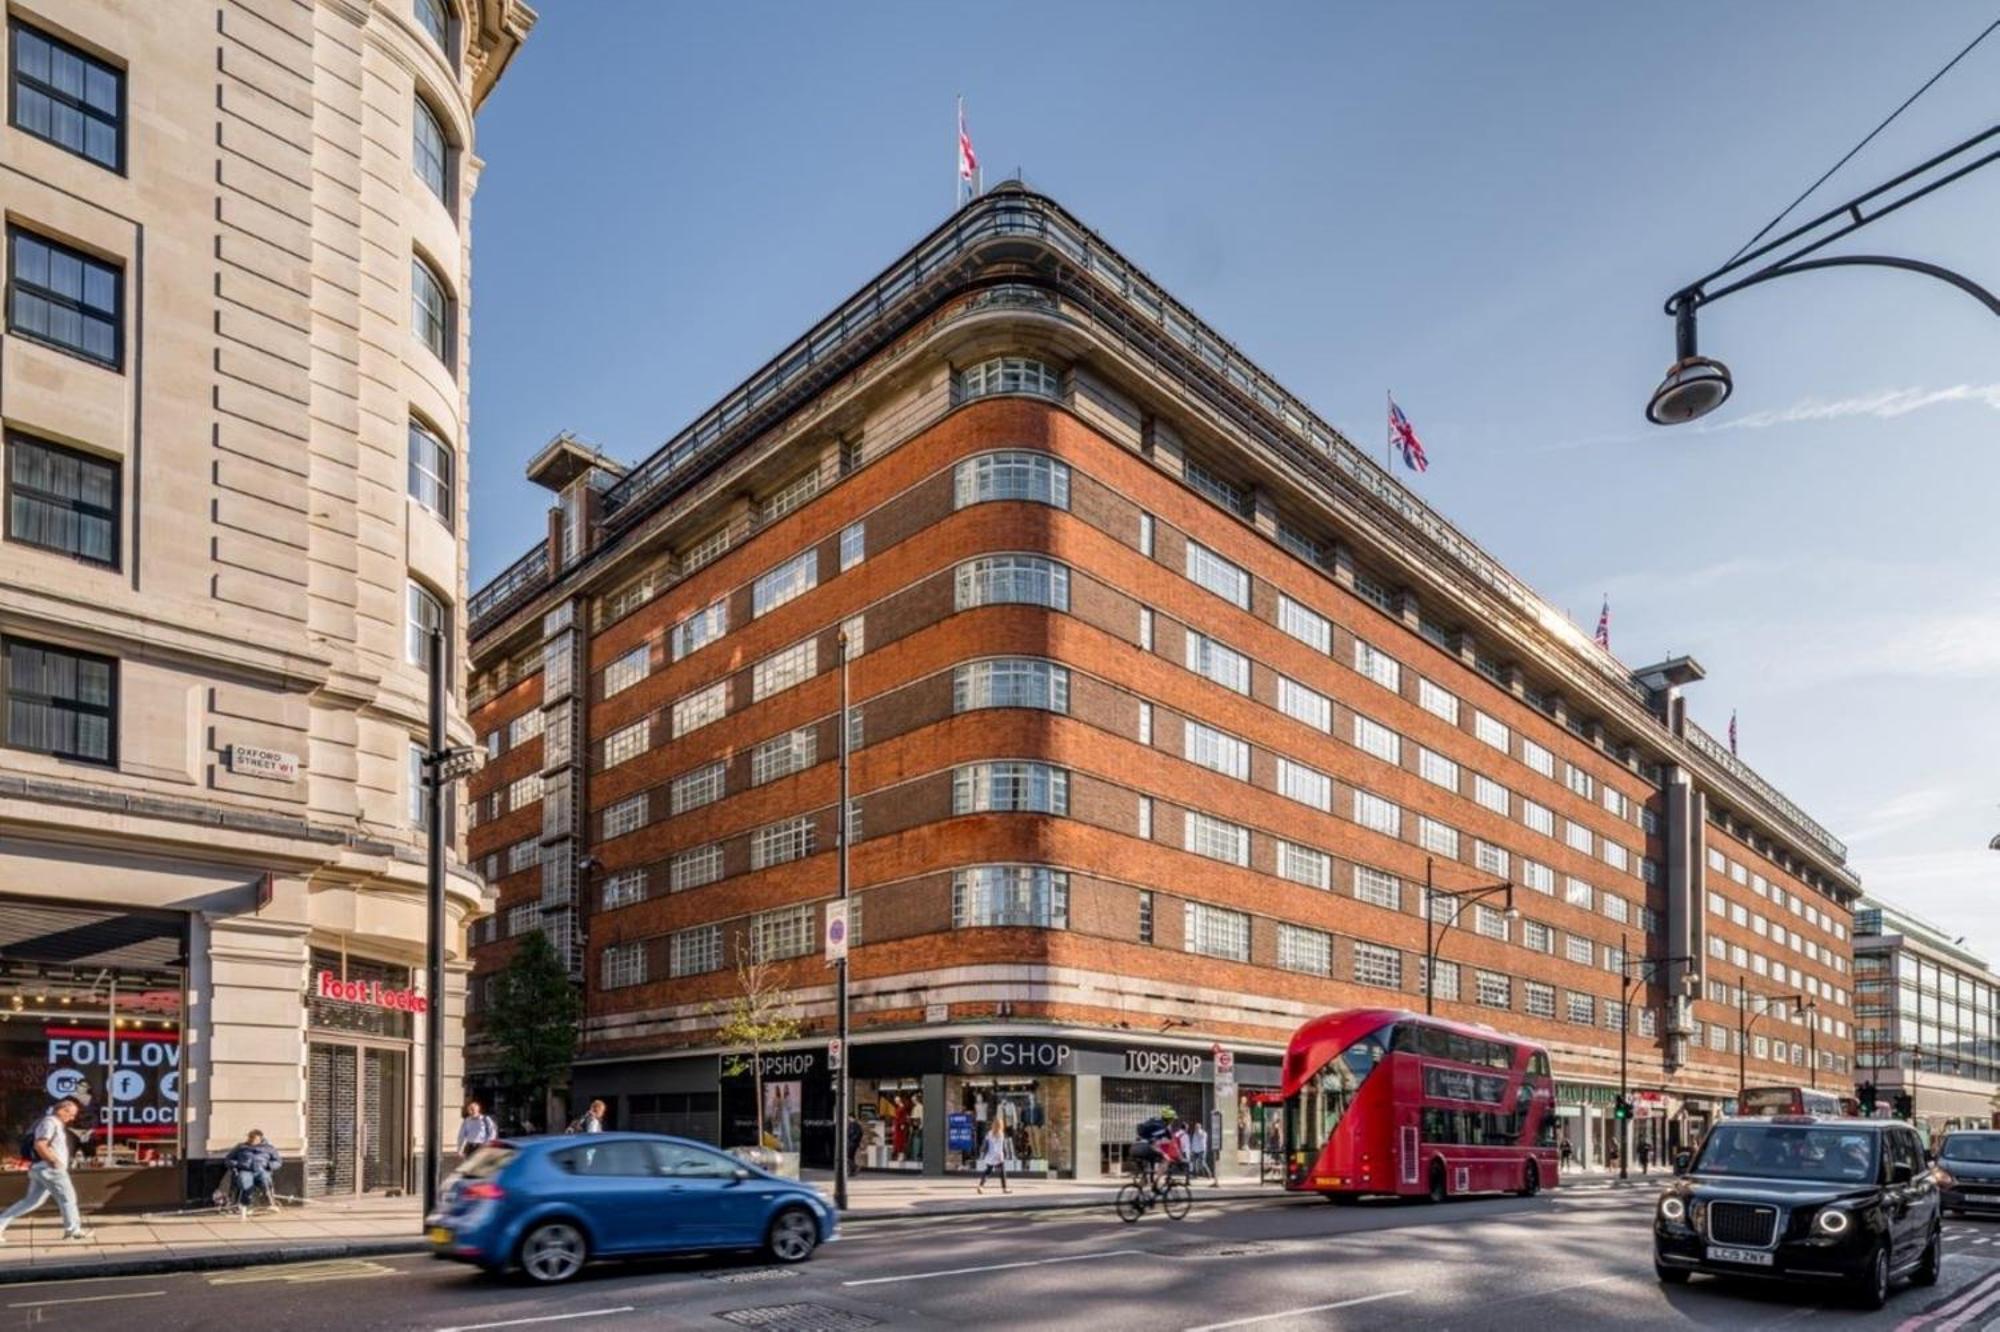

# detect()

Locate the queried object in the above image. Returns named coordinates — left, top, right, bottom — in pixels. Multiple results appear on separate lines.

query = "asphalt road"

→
left=11, top=1185, right=2000, bottom=1331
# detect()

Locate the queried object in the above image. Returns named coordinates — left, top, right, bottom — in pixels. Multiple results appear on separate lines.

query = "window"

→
left=1475, top=905, right=1509, bottom=942
left=411, top=254, right=450, bottom=365
left=9, top=229, right=120, bottom=367
left=1522, top=919, right=1553, bottom=953
left=1523, top=861, right=1554, bottom=895
left=751, top=729, right=817, bottom=785
left=1185, top=811, right=1250, bottom=867
left=1278, top=924, right=1333, bottom=976
left=1353, top=942, right=1402, bottom=989
left=1277, top=758, right=1332, bottom=812
left=1566, top=821, right=1594, bottom=854
left=1473, top=774, right=1509, bottom=815
left=1184, top=542, right=1250, bottom=608
left=752, top=639, right=817, bottom=700
left=1474, top=712, right=1509, bottom=752
left=414, top=0, right=454, bottom=52
left=1525, top=981, right=1556, bottom=1018
left=1522, top=799, right=1554, bottom=836
left=1277, top=521, right=1325, bottom=567
left=672, top=600, right=728, bottom=661
left=7, top=433, right=117, bottom=566
left=1602, top=894, right=1629, bottom=925
left=10, top=22, right=121, bottom=170
left=8, top=640, right=118, bottom=764
left=1137, top=700, right=1152, bottom=745
left=506, top=773, right=542, bottom=811
left=1277, top=676, right=1330, bottom=732
left=1603, top=786, right=1631, bottom=820
left=956, top=555, right=1069, bottom=611
left=1277, top=595, right=1331, bottom=652
left=1138, top=512, right=1155, bottom=557
left=601, top=943, right=645, bottom=989
left=1475, top=841, right=1509, bottom=877
left=1184, top=722, right=1250, bottom=780
left=953, top=866, right=1067, bottom=928
left=1137, top=795, right=1152, bottom=840
left=681, top=525, right=731, bottom=573
left=1138, top=607, right=1154, bottom=652
left=1185, top=902, right=1251, bottom=961
left=1417, top=678, right=1459, bottom=724
left=507, top=839, right=542, bottom=875
left=1417, top=817, right=1458, bottom=858
left=669, top=844, right=724, bottom=893
left=754, top=550, right=819, bottom=616
left=1708, top=890, right=1726, bottom=916
left=1604, top=1002, right=1626, bottom=1033
left=1565, top=877, right=1593, bottom=908
left=1418, top=748, right=1459, bottom=791
left=1421, top=958, right=1460, bottom=1002
left=840, top=522, right=866, bottom=571
left=761, top=471, right=819, bottom=524
left=1277, top=841, right=1331, bottom=889
left=751, top=904, right=816, bottom=962
left=954, top=452, right=1070, bottom=509
left=603, top=646, right=649, bottom=698
left=1564, top=764, right=1595, bottom=799
left=670, top=925, right=721, bottom=978
left=953, top=761, right=1068, bottom=815
left=1353, top=640, right=1400, bottom=691
left=751, top=816, right=815, bottom=869
left=1476, top=971, right=1511, bottom=1010
left=602, top=793, right=647, bottom=838
left=599, top=870, right=647, bottom=911
left=412, top=96, right=449, bottom=201
left=406, top=418, right=454, bottom=528
left=1185, top=633, right=1250, bottom=693
left=1566, top=934, right=1594, bottom=965
left=1522, top=739, right=1554, bottom=778
left=406, top=742, right=429, bottom=827
left=1353, top=714, right=1401, bottom=764
left=406, top=581, right=448, bottom=673
left=1566, top=992, right=1594, bottom=1024
left=601, top=719, right=648, bottom=769
left=1138, top=890, right=1154, bottom=942
left=1353, top=790, right=1401, bottom=837
left=670, top=761, right=725, bottom=815
left=954, top=659, right=1068, bottom=713
left=672, top=681, right=727, bottom=736
left=958, top=356, right=1059, bottom=401
left=1638, top=1008, right=1657, bottom=1038
left=1603, top=841, right=1630, bottom=873
left=1184, top=457, right=1252, bottom=517
left=1354, top=865, right=1401, bottom=910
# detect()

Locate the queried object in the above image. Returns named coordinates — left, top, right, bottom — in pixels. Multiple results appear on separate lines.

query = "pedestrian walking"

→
left=1559, top=1137, right=1575, bottom=1170
left=1171, top=1120, right=1191, bottom=1180
left=457, top=1100, right=498, bottom=1158
left=975, top=1120, right=1010, bottom=1194
left=566, top=1099, right=607, bottom=1134
left=1190, top=1121, right=1215, bottom=1186
left=1637, top=1139, right=1653, bottom=1175
left=846, top=1116, right=864, bottom=1177
left=0, top=1097, right=92, bottom=1242
left=1606, top=1138, right=1621, bottom=1172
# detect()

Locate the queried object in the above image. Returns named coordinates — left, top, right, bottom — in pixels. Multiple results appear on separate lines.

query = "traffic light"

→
left=1893, top=1092, right=1915, bottom=1120
left=1613, top=1095, right=1632, bottom=1122
left=1858, top=1081, right=1877, bottom=1115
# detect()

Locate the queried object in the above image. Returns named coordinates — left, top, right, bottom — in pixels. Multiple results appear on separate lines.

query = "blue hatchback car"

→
left=426, top=1133, right=839, bottom=1284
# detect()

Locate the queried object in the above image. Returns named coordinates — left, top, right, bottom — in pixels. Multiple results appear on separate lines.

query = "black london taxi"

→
left=1654, top=1115, right=1940, bottom=1310
left=1937, top=1130, right=2000, bottom=1216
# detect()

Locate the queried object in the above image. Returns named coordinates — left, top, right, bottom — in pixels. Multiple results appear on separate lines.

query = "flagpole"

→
left=955, top=95, right=962, bottom=208
left=1386, top=389, right=1393, bottom=472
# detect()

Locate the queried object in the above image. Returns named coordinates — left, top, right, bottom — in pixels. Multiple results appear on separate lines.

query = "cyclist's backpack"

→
left=1136, top=1117, right=1168, bottom=1142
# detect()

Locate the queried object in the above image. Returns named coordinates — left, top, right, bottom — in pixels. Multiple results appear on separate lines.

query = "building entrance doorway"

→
left=306, top=1041, right=409, bottom=1195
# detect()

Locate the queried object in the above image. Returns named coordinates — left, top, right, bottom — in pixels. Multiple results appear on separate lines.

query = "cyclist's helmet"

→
left=1161, top=1107, right=1178, bottom=1121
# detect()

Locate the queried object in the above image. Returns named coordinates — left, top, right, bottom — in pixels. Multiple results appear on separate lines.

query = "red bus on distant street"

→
left=1277, top=1008, right=1559, bottom=1201
left=1738, top=1085, right=1851, bottom=1117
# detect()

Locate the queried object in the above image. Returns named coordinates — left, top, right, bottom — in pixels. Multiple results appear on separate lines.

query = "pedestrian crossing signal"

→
left=1613, top=1095, right=1632, bottom=1121
left=1858, top=1080, right=1877, bottom=1115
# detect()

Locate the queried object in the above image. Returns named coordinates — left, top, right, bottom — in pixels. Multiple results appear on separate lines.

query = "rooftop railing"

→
left=1685, top=718, right=1849, bottom=865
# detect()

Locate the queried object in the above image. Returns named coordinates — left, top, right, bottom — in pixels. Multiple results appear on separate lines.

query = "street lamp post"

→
left=1736, top=988, right=1806, bottom=1105
left=1617, top=938, right=1696, bottom=1182
left=1421, top=859, right=1517, bottom=1018
left=833, top=632, right=852, bottom=1213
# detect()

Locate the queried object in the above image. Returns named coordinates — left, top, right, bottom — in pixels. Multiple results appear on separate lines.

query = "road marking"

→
left=436, top=1310, right=636, bottom=1332
left=1182, top=1290, right=1412, bottom=1331
left=209, top=1259, right=398, bottom=1285
left=6, top=1290, right=165, bottom=1308
left=1893, top=1268, right=2000, bottom=1332
left=843, top=1248, right=1151, bottom=1287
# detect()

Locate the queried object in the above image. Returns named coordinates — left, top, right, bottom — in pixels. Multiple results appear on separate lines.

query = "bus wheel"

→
left=1427, top=1161, right=1448, bottom=1204
left=1517, top=1160, right=1540, bottom=1198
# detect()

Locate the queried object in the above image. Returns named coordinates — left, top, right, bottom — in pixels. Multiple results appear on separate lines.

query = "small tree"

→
left=713, top=928, right=804, bottom=1151
left=486, top=930, right=582, bottom=1130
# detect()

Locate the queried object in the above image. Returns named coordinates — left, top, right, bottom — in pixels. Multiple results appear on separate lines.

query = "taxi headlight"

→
left=1815, top=1207, right=1851, bottom=1235
left=1660, top=1196, right=1686, bottom=1222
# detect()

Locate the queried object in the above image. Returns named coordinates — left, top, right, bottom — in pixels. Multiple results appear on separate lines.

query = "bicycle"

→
left=1115, top=1158, right=1193, bottom=1223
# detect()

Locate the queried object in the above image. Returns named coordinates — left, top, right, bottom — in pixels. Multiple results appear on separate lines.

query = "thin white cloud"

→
left=1841, top=787, right=1966, bottom=847
left=1701, top=383, right=2000, bottom=432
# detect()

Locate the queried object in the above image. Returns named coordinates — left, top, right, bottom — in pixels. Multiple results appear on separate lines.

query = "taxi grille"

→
left=1708, top=1201, right=1779, bottom=1248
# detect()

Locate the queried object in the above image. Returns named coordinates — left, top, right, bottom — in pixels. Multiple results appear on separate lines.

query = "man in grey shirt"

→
left=0, top=1097, right=92, bottom=1241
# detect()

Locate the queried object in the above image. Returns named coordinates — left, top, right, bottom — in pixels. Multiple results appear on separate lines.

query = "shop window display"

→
left=856, top=1079, right=924, bottom=1170
left=945, top=1076, right=1072, bottom=1176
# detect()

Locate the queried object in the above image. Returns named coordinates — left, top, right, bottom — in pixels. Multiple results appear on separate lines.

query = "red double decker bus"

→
left=1278, top=1008, right=1559, bottom=1201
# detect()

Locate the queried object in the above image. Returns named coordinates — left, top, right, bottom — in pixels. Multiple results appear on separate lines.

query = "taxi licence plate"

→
left=427, top=1226, right=451, bottom=1244
left=1706, top=1245, right=1773, bottom=1267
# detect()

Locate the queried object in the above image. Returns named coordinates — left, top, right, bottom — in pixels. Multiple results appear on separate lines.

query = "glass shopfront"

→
left=0, top=900, right=187, bottom=1209
left=855, top=1078, right=924, bottom=1170
left=305, top=949, right=416, bottom=1197
left=945, top=1075, right=1072, bottom=1176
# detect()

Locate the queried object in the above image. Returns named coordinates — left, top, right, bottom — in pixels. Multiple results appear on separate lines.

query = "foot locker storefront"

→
left=305, top=950, right=418, bottom=1196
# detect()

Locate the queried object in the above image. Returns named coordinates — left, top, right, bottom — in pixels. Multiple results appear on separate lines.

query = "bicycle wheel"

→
left=1115, top=1183, right=1147, bottom=1224
left=1162, top=1181, right=1194, bottom=1221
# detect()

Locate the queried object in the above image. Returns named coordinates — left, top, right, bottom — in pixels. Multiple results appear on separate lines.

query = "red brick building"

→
left=462, top=184, right=1860, bottom=1178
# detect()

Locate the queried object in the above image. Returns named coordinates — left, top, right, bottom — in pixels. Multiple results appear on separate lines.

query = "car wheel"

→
left=1517, top=1160, right=1540, bottom=1198
left=1655, top=1262, right=1690, bottom=1285
left=1853, top=1243, right=1890, bottom=1311
left=517, top=1220, right=588, bottom=1285
left=1427, top=1161, right=1448, bottom=1204
left=1914, top=1224, right=1941, bottom=1287
left=765, top=1206, right=819, bottom=1264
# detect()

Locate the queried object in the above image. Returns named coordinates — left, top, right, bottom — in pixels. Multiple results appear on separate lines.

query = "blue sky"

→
left=467, top=1, right=2000, bottom=953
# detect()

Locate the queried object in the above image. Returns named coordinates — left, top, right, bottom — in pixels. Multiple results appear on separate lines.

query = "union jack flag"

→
left=1594, top=597, right=1610, bottom=650
left=1389, top=397, right=1428, bottom=473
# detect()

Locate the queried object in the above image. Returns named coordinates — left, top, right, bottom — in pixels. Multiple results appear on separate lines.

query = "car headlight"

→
left=1660, top=1196, right=1686, bottom=1222
left=1814, top=1208, right=1851, bottom=1235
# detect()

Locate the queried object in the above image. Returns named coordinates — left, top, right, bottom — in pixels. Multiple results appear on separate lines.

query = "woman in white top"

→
left=975, top=1120, right=1010, bottom=1194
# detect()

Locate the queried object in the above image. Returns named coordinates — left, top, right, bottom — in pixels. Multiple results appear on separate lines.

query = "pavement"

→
left=9, top=1184, right=2000, bottom=1329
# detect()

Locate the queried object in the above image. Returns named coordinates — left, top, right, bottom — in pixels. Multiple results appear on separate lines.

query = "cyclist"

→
left=1131, top=1109, right=1186, bottom=1191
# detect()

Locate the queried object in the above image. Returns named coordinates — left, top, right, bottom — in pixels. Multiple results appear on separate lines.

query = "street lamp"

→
left=1616, top=937, right=1696, bottom=1182
left=1421, top=859, right=1517, bottom=1018
left=1649, top=122, right=2000, bottom=425
left=1736, top=988, right=1806, bottom=1105
left=833, top=631, right=853, bottom=1213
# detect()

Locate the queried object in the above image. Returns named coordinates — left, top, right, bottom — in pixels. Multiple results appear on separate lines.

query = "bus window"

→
left=1528, top=1051, right=1551, bottom=1078
left=1286, top=1025, right=1392, bottom=1173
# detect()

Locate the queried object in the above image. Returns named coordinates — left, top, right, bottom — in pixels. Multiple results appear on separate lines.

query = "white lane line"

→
left=843, top=1248, right=1151, bottom=1287
left=7, top=1290, right=166, bottom=1308
left=1183, top=1290, right=1412, bottom=1331
left=436, top=1309, right=636, bottom=1332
